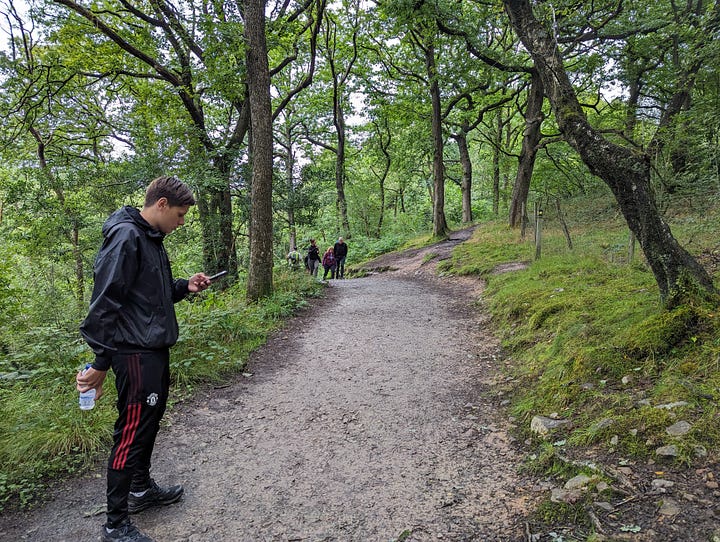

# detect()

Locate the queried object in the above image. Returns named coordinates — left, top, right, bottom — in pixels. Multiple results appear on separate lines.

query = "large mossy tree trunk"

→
left=504, top=0, right=716, bottom=305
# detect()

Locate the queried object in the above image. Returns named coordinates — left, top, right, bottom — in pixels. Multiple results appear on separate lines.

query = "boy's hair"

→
left=145, top=176, right=196, bottom=207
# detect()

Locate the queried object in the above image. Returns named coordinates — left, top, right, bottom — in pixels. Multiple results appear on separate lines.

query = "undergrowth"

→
left=0, top=269, right=322, bottom=510
left=443, top=191, right=720, bottom=467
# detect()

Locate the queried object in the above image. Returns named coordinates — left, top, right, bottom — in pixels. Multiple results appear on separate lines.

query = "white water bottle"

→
left=79, top=363, right=96, bottom=411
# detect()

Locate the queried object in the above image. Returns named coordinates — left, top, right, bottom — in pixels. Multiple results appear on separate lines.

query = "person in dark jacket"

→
left=333, top=237, right=348, bottom=279
left=306, top=239, right=321, bottom=277
left=77, top=176, right=212, bottom=542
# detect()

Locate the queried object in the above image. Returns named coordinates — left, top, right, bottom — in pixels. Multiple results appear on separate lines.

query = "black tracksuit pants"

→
left=106, top=350, right=170, bottom=528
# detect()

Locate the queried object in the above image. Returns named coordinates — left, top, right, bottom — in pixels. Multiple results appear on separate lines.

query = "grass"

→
left=440, top=196, right=720, bottom=536
left=0, top=269, right=322, bottom=510
left=441, top=190, right=720, bottom=465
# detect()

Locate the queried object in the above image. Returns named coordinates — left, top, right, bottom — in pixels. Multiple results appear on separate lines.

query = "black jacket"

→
left=307, top=244, right=321, bottom=261
left=333, top=241, right=348, bottom=259
left=80, top=206, right=189, bottom=371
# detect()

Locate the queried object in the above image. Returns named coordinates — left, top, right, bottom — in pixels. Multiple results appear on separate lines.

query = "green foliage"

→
left=349, top=233, right=418, bottom=262
left=445, top=223, right=533, bottom=276
left=172, top=269, right=321, bottom=389
left=0, top=379, right=114, bottom=508
left=441, top=189, right=720, bottom=463
left=0, top=269, right=322, bottom=511
left=1, top=0, right=720, bottom=522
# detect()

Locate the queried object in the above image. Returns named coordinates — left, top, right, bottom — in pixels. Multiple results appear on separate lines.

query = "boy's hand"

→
left=188, top=273, right=211, bottom=292
left=76, top=367, right=107, bottom=401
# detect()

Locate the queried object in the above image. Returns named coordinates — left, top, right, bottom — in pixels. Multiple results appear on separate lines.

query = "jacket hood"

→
left=102, top=206, right=164, bottom=241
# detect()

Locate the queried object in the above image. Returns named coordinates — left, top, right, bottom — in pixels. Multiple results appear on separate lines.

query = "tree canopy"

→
left=1, top=0, right=718, bottom=307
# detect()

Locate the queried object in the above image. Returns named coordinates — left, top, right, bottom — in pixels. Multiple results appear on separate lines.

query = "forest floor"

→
left=2, top=227, right=719, bottom=541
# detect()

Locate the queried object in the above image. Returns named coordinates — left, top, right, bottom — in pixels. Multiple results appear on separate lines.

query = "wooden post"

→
left=535, top=205, right=543, bottom=260
left=520, top=202, right=527, bottom=239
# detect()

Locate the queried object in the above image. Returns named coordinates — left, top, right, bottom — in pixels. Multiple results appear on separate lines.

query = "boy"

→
left=77, top=176, right=212, bottom=542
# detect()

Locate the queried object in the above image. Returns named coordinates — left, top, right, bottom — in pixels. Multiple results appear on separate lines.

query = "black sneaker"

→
left=100, top=521, right=155, bottom=542
left=127, top=478, right=184, bottom=514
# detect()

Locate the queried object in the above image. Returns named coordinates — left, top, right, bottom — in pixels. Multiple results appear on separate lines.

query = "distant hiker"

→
left=287, top=246, right=302, bottom=270
left=306, top=239, right=321, bottom=277
left=322, top=246, right=337, bottom=280
left=333, top=237, right=348, bottom=279
left=77, top=176, right=212, bottom=542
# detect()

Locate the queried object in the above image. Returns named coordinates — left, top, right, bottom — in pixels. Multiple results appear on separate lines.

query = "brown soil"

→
left=2, top=227, right=718, bottom=542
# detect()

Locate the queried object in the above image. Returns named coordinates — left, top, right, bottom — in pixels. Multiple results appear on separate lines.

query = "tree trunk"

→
left=334, top=102, right=351, bottom=239
left=555, top=198, right=572, bottom=250
left=624, top=45, right=641, bottom=139
left=509, top=71, right=544, bottom=228
left=283, top=120, right=298, bottom=251
left=452, top=129, right=473, bottom=223
left=492, top=110, right=501, bottom=216
left=504, top=0, right=716, bottom=305
left=375, top=120, right=391, bottom=237
left=323, top=8, right=357, bottom=240
left=377, top=175, right=386, bottom=237
left=426, top=40, right=449, bottom=238
left=212, top=163, right=236, bottom=275
left=193, top=149, right=239, bottom=279
left=646, top=0, right=708, bottom=180
left=245, top=0, right=274, bottom=301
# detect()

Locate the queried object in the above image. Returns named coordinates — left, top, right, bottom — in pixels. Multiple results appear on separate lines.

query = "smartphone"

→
left=208, top=270, right=228, bottom=281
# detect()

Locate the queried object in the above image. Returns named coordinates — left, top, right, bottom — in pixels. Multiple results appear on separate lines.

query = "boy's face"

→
left=156, top=199, right=190, bottom=234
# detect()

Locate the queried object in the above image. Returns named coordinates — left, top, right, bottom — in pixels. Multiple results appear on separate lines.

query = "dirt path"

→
left=1, top=234, right=538, bottom=541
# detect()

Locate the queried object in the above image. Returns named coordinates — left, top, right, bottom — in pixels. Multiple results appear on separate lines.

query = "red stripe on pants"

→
left=113, top=402, right=141, bottom=470
left=112, top=353, right=142, bottom=470
left=112, top=403, right=142, bottom=470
